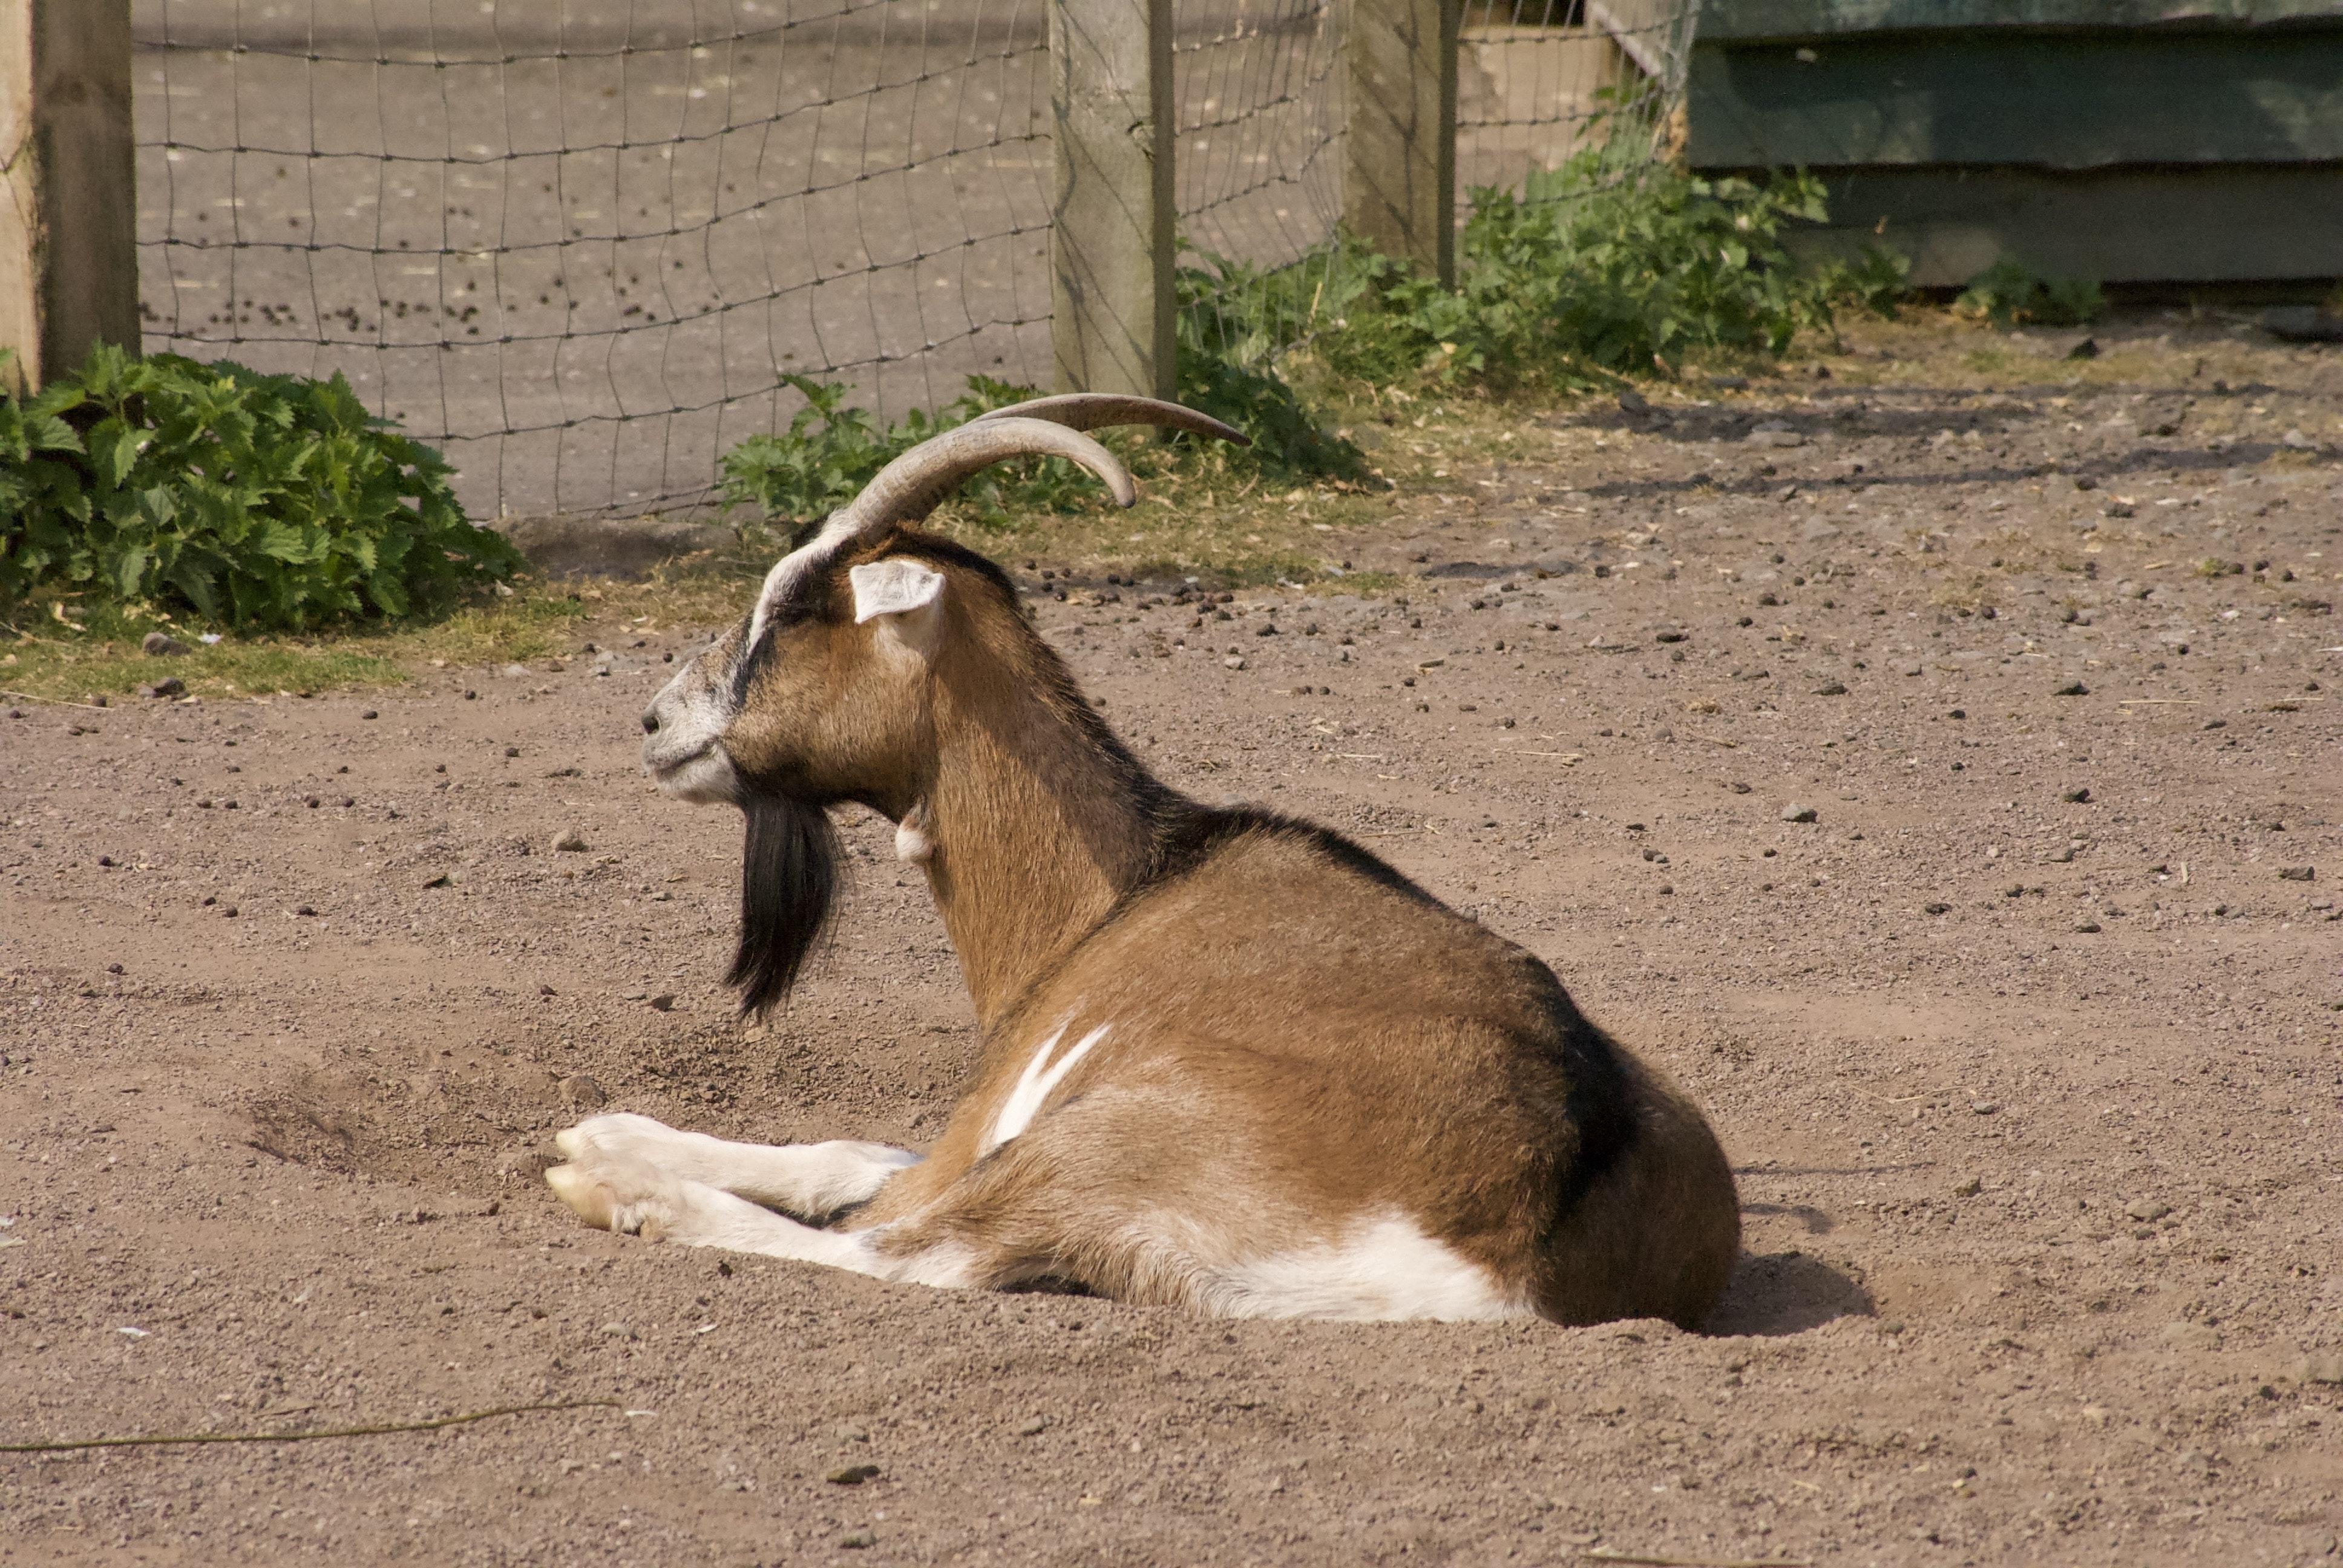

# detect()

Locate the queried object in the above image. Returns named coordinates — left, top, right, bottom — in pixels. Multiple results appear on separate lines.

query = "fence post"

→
left=1345, top=0, right=1457, bottom=286
left=1048, top=0, right=1175, bottom=400
left=0, top=0, right=138, bottom=396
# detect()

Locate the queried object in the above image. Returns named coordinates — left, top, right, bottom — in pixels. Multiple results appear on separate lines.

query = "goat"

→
left=547, top=395, right=1740, bottom=1325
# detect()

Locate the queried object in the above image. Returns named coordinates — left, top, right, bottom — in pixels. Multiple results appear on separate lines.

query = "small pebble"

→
left=559, top=1074, right=608, bottom=1109
left=141, top=631, right=190, bottom=656
left=1781, top=805, right=1818, bottom=823
left=555, top=829, right=589, bottom=852
left=2125, top=1199, right=2172, bottom=1222
left=2277, top=865, right=2315, bottom=881
left=360, top=708, right=379, bottom=720
left=827, top=1465, right=881, bottom=1486
left=1971, top=1100, right=1999, bottom=1116
left=1812, top=681, right=1847, bottom=696
left=2054, top=682, right=2088, bottom=697
left=1924, top=901, right=1951, bottom=915
left=1015, top=1417, right=1048, bottom=1437
left=2063, top=787, right=2092, bottom=803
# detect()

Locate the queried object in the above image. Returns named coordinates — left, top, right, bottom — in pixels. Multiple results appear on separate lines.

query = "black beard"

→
left=727, top=794, right=843, bottom=1019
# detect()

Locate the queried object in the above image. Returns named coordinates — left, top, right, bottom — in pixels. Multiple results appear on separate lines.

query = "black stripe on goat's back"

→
left=1139, top=802, right=1446, bottom=911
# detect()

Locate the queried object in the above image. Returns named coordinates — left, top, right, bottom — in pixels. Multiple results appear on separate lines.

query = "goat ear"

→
left=848, top=558, right=946, bottom=624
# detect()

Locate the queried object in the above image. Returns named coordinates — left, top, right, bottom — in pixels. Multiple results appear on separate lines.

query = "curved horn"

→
left=974, top=393, right=1251, bottom=448
left=831, top=416, right=1135, bottom=533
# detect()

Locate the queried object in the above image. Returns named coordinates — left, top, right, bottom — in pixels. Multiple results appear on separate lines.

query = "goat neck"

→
left=916, top=610, right=1165, bottom=1033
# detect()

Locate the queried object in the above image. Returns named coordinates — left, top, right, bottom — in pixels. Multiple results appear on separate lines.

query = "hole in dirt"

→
left=243, top=1074, right=369, bottom=1174
left=1706, top=1250, right=1875, bottom=1338
left=1740, top=1200, right=1835, bottom=1235
left=241, top=1070, right=522, bottom=1187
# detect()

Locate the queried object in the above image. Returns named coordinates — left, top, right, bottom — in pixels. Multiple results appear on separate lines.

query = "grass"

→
left=0, top=572, right=756, bottom=707
left=10, top=301, right=2310, bottom=706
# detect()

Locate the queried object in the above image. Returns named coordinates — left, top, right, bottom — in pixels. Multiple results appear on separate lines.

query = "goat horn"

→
left=973, top=394, right=1251, bottom=448
left=830, top=416, right=1135, bottom=533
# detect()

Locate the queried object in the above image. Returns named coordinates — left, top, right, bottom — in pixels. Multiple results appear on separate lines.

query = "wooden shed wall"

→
left=1686, top=0, right=2343, bottom=285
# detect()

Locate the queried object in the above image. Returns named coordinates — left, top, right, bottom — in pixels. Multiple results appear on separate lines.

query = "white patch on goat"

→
left=557, top=1112, right=917, bottom=1217
left=641, top=664, right=742, bottom=803
left=894, top=820, right=935, bottom=863
left=1207, top=1211, right=1532, bottom=1322
left=746, top=514, right=860, bottom=651
left=983, top=1023, right=1109, bottom=1153
left=546, top=1152, right=977, bottom=1288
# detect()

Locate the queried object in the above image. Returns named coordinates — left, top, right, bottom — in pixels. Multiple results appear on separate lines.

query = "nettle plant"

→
left=0, top=345, right=520, bottom=631
left=720, top=373, right=1117, bottom=529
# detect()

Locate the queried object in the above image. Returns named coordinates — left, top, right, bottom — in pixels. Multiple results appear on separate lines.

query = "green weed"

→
left=1956, top=256, right=2105, bottom=328
left=1, top=344, right=521, bottom=631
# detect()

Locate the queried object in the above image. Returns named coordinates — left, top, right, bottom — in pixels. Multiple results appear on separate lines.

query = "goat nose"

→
left=641, top=709, right=660, bottom=735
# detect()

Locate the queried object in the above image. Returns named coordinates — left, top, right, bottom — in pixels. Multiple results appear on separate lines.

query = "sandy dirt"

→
left=4, top=317, right=2342, bottom=1566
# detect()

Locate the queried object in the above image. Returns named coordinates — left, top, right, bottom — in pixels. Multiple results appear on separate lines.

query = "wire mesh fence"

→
left=1461, top=0, right=1694, bottom=199
left=131, top=0, right=1694, bottom=524
left=134, top=0, right=1057, bottom=521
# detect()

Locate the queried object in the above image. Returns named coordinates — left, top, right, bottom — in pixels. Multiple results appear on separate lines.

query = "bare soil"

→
left=5, top=316, right=2342, bottom=1566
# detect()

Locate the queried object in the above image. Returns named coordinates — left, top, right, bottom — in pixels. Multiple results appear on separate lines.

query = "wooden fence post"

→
left=1346, top=0, right=1457, bottom=286
left=1048, top=0, right=1175, bottom=400
left=0, top=0, right=138, bottom=396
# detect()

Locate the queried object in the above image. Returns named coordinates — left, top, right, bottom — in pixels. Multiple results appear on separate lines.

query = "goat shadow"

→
left=1705, top=1249, right=1876, bottom=1338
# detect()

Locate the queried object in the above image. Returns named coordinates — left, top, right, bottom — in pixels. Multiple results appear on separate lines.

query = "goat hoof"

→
left=546, top=1151, right=685, bottom=1239
left=545, top=1162, right=620, bottom=1230
left=555, top=1111, right=683, bottom=1166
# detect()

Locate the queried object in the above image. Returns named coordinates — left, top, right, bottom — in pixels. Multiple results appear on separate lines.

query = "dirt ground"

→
left=5, top=314, right=2342, bottom=1566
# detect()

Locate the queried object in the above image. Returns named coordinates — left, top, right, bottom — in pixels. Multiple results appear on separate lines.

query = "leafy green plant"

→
left=1957, top=256, right=2105, bottom=328
left=1173, top=249, right=1372, bottom=481
left=1358, top=159, right=1846, bottom=391
left=1236, top=154, right=1860, bottom=397
left=1820, top=242, right=1915, bottom=319
left=719, top=373, right=1121, bottom=529
left=1, top=344, right=519, bottom=630
left=719, top=341, right=1369, bottom=532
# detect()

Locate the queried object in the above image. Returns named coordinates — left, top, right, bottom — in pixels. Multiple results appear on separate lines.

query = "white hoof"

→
left=555, top=1110, right=681, bottom=1165
left=545, top=1150, right=687, bottom=1238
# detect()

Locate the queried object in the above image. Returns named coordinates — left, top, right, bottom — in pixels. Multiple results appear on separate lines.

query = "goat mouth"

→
left=644, top=742, right=713, bottom=779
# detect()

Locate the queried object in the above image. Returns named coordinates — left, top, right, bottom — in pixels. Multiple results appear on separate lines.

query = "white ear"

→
left=849, top=558, right=946, bottom=624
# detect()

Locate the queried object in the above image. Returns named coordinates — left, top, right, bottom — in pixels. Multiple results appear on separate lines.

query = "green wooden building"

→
left=1686, top=1, right=2343, bottom=286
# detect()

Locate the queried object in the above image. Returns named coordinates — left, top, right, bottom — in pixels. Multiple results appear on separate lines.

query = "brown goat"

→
left=548, top=396, right=1740, bottom=1325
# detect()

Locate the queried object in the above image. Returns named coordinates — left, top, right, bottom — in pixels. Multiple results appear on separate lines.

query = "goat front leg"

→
left=554, top=1112, right=919, bottom=1221
left=545, top=1150, right=975, bottom=1287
